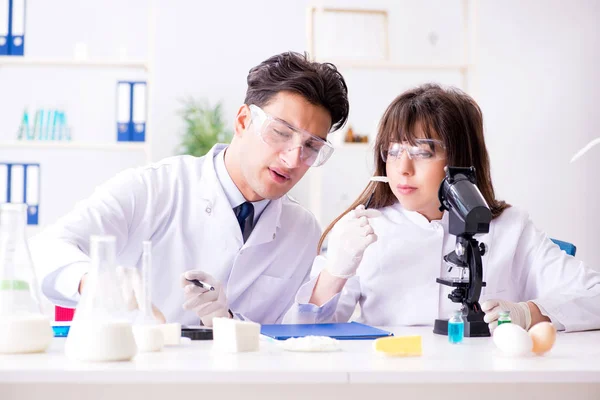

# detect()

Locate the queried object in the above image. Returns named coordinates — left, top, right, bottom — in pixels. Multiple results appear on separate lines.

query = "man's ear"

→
left=234, top=105, right=251, bottom=138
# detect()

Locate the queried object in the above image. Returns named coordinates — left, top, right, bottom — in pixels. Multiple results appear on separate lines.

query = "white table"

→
left=1, top=327, right=599, bottom=400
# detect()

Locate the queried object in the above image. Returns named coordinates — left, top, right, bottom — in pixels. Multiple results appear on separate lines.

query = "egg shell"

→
left=493, top=323, right=533, bottom=356
left=528, top=322, right=556, bottom=355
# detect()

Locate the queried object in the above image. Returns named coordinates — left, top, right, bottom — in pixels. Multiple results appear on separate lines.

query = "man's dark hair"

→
left=244, top=52, right=349, bottom=132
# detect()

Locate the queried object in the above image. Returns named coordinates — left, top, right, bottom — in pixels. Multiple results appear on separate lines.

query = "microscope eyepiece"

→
left=438, top=166, right=492, bottom=237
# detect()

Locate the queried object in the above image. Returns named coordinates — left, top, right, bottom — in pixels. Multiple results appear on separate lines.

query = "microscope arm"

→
left=465, top=237, right=484, bottom=307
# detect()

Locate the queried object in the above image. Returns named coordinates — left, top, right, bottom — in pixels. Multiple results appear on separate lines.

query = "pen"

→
left=186, top=279, right=215, bottom=291
left=365, top=176, right=389, bottom=209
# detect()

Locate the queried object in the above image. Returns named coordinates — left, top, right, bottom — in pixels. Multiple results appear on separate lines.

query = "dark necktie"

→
left=234, top=202, right=254, bottom=243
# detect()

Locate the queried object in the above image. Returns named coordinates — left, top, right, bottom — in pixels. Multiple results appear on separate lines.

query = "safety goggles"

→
left=381, top=139, right=446, bottom=163
left=249, top=104, right=334, bottom=167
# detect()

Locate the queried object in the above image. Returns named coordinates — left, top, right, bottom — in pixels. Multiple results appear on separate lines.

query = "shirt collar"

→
left=213, top=147, right=270, bottom=224
left=391, top=201, right=449, bottom=229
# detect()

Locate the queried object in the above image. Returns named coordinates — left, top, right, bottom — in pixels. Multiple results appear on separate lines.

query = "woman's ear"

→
left=234, top=105, right=251, bottom=138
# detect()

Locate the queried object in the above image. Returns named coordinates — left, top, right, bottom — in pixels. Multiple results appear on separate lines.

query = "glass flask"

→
left=65, top=235, right=137, bottom=361
left=0, top=203, right=53, bottom=354
left=131, top=241, right=164, bottom=352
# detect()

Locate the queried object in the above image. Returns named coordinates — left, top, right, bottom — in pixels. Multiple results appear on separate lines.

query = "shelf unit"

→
left=0, top=2, right=157, bottom=164
left=1, top=0, right=158, bottom=159
left=0, top=0, right=158, bottom=244
left=0, top=54, right=153, bottom=163
left=304, top=3, right=477, bottom=227
left=0, top=1, right=159, bottom=322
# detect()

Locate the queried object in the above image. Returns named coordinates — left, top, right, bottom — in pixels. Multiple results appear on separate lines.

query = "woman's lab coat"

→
left=284, top=202, right=600, bottom=332
left=30, top=144, right=320, bottom=326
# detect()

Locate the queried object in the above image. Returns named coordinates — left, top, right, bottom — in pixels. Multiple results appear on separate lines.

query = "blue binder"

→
left=131, top=81, right=147, bottom=142
left=24, top=163, right=39, bottom=225
left=260, top=322, right=394, bottom=340
left=8, top=0, right=25, bottom=56
left=0, top=0, right=9, bottom=55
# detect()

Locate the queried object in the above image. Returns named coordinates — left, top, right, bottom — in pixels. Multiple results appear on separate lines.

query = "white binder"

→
left=0, top=163, right=8, bottom=203
left=117, top=81, right=132, bottom=141
left=0, top=0, right=8, bottom=55
left=9, top=164, right=24, bottom=203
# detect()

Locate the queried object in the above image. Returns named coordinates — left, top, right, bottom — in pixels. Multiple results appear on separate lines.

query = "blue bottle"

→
left=448, top=310, right=465, bottom=344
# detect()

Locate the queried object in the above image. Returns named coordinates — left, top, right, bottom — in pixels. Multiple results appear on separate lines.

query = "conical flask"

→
left=132, top=241, right=164, bottom=352
left=0, top=203, right=53, bottom=354
left=65, top=235, right=137, bottom=361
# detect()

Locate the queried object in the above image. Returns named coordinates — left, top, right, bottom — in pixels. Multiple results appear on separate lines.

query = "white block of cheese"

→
left=133, top=324, right=164, bottom=353
left=213, top=318, right=260, bottom=352
left=159, top=323, right=182, bottom=346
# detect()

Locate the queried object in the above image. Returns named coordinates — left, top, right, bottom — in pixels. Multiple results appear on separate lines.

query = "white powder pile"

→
left=278, top=336, right=341, bottom=352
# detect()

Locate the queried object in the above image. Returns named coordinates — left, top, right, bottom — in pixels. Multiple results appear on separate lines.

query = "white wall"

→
left=475, top=0, right=600, bottom=270
left=1, top=1, right=598, bottom=270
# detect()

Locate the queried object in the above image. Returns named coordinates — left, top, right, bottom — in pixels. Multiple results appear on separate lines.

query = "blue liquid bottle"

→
left=448, top=310, right=465, bottom=344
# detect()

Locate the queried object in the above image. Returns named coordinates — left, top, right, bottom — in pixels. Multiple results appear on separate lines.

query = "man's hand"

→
left=116, top=266, right=166, bottom=324
left=181, top=270, right=230, bottom=327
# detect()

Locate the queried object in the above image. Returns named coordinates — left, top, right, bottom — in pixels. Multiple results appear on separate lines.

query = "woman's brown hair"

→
left=317, top=83, right=510, bottom=252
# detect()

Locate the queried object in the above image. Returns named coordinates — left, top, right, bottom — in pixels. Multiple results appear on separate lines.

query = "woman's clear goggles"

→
left=381, top=139, right=446, bottom=163
left=249, top=104, right=334, bottom=167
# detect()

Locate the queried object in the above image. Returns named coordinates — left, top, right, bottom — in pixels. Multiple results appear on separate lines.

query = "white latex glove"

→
left=116, top=266, right=166, bottom=323
left=181, top=270, right=230, bottom=327
left=325, top=204, right=382, bottom=279
left=481, top=299, right=531, bottom=332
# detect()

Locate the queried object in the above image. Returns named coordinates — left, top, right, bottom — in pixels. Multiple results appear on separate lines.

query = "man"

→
left=30, top=52, right=349, bottom=326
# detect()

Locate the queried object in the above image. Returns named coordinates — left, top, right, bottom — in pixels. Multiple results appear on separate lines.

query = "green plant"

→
left=177, top=98, right=232, bottom=157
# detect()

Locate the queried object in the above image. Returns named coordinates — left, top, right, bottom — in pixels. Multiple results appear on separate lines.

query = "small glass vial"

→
left=448, top=310, right=465, bottom=344
left=498, top=310, right=512, bottom=326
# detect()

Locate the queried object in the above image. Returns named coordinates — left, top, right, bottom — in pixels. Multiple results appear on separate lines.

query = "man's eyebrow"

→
left=273, top=116, right=297, bottom=131
left=273, top=114, right=328, bottom=141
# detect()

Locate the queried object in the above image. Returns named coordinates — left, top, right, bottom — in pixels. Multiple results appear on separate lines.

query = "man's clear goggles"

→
left=381, top=139, right=446, bottom=163
left=249, top=104, right=334, bottom=167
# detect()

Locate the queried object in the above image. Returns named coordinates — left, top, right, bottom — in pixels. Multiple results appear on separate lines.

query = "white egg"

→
left=493, top=323, right=533, bottom=356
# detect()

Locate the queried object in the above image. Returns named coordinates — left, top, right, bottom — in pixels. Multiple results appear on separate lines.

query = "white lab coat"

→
left=30, top=144, right=321, bottom=326
left=284, top=202, right=600, bottom=332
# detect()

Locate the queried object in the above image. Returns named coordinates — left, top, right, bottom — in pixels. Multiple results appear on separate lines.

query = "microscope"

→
left=433, top=166, right=492, bottom=337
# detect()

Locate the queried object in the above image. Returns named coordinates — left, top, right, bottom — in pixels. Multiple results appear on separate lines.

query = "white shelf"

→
left=0, top=140, right=148, bottom=152
left=336, top=142, right=371, bottom=149
left=317, top=59, right=470, bottom=71
left=0, top=57, right=148, bottom=70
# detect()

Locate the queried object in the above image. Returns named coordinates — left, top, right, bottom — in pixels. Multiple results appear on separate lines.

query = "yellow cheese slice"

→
left=373, top=335, right=422, bottom=356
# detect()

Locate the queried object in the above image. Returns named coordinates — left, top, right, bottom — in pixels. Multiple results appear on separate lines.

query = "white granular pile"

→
left=278, top=336, right=341, bottom=352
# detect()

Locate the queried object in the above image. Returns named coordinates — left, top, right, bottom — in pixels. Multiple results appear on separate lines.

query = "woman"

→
left=284, top=84, right=600, bottom=332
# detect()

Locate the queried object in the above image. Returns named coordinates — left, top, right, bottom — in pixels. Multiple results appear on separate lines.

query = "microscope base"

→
left=433, top=318, right=490, bottom=337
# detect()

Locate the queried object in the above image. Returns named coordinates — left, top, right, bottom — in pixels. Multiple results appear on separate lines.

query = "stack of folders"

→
left=0, top=0, right=26, bottom=56
left=16, top=109, right=71, bottom=141
left=0, top=163, right=40, bottom=225
left=117, top=81, right=147, bottom=142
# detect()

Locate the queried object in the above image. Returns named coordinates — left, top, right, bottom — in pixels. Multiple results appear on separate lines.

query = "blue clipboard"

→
left=260, top=322, right=394, bottom=340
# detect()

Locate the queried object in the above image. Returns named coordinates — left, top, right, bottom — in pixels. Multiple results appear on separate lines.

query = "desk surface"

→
left=1, top=327, right=599, bottom=384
